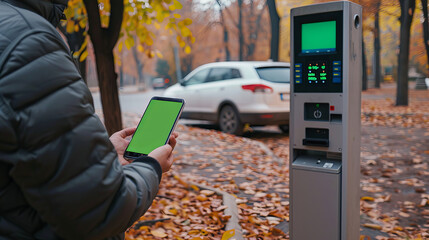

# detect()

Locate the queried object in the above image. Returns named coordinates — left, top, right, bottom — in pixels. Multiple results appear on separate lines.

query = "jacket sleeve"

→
left=1, top=30, right=162, bottom=239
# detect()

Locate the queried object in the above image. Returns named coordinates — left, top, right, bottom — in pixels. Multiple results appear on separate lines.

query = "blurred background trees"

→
left=64, top=0, right=194, bottom=134
left=63, top=0, right=428, bottom=133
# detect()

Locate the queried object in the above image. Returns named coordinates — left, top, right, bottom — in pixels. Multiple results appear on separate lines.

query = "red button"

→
left=330, top=105, right=335, bottom=111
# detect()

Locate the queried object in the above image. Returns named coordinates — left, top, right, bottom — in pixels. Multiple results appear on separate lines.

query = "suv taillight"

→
left=242, top=84, right=273, bottom=93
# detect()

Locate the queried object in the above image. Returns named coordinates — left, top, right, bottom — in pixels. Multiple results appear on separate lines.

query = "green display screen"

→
left=126, top=99, right=183, bottom=155
left=302, top=21, right=336, bottom=53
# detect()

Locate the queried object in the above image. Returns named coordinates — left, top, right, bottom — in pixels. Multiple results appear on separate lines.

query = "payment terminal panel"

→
left=294, top=11, right=343, bottom=93
left=290, top=2, right=362, bottom=240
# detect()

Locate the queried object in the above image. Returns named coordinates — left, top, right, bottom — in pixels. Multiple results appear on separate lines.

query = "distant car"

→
left=152, top=77, right=170, bottom=89
left=163, top=61, right=290, bottom=135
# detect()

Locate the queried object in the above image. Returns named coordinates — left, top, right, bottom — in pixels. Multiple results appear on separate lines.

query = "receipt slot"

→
left=290, top=2, right=362, bottom=240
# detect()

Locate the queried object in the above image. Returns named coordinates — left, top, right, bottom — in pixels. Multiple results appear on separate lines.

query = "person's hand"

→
left=149, top=132, right=179, bottom=173
left=109, top=127, right=136, bottom=166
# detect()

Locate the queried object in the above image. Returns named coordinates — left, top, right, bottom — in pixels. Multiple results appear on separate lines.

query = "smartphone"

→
left=124, top=96, right=185, bottom=160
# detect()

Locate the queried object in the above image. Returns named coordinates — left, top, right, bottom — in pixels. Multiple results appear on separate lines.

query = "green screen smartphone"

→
left=124, top=96, right=185, bottom=160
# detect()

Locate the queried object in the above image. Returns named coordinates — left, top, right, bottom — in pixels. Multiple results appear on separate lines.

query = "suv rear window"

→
left=256, top=67, right=290, bottom=83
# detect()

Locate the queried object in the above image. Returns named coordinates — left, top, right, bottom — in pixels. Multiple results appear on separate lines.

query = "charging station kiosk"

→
left=290, top=2, right=362, bottom=240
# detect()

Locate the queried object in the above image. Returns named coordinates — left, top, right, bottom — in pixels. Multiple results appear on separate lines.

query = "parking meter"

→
left=290, top=2, right=362, bottom=240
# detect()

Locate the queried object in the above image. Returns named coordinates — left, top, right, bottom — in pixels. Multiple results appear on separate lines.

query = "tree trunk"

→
left=396, top=0, right=415, bottom=106
left=363, top=38, right=368, bottom=91
left=245, top=1, right=267, bottom=60
left=238, top=0, right=244, bottom=61
left=216, top=0, right=230, bottom=61
left=119, top=58, right=124, bottom=88
left=267, top=0, right=280, bottom=61
left=181, top=55, right=193, bottom=77
left=374, top=0, right=382, bottom=88
left=422, top=0, right=429, bottom=75
left=83, top=0, right=124, bottom=135
left=132, top=44, right=144, bottom=85
left=223, top=28, right=231, bottom=61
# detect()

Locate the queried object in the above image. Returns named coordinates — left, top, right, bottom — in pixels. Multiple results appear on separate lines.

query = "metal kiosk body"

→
left=289, top=2, right=362, bottom=240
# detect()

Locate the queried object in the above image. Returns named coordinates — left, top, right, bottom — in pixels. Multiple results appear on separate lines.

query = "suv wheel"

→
left=219, top=105, right=243, bottom=135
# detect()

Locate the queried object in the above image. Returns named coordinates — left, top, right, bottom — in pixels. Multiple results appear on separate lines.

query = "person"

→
left=0, top=0, right=177, bottom=239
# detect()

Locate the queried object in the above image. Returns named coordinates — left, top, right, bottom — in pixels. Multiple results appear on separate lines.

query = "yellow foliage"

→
left=118, top=42, right=123, bottom=53
left=185, top=45, right=191, bottom=54
left=179, top=40, right=186, bottom=48
left=137, top=45, right=144, bottom=53
left=78, top=19, right=86, bottom=29
left=183, top=18, right=192, bottom=25
left=66, top=20, right=74, bottom=33
left=145, top=35, right=153, bottom=46
left=73, top=37, right=88, bottom=59
left=156, top=51, right=163, bottom=58
left=147, top=50, right=155, bottom=58
left=124, top=6, right=134, bottom=13
left=173, top=0, right=182, bottom=10
left=125, top=37, right=135, bottom=50
left=65, top=0, right=194, bottom=61
left=181, top=26, right=191, bottom=37
left=79, top=50, right=88, bottom=62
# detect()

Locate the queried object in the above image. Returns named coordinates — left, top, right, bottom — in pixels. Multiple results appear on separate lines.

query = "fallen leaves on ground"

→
left=125, top=172, right=231, bottom=239
left=355, top=85, right=429, bottom=239
left=361, top=86, right=429, bottom=128
left=174, top=126, right=290, bottom=239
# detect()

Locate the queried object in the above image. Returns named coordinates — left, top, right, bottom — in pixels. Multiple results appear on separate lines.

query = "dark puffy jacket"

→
left=0, top=1, right=162, bottom=239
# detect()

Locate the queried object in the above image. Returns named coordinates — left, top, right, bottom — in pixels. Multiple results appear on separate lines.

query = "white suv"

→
left=163, top=61, right=290, bottom=135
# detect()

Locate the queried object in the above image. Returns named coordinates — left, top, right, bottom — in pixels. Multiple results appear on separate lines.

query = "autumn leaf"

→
left=200, top=190, right=215, bottom=196
left=221, top=229, right=235, bottom=240
left=151, top=228, right=167, bottom=238
left=173, top=0, right=182, bottom=10
left=185, top=45, right=191, bottom=54
left=196, top=195, right=207, bottom=201
left=125, top=37, right=134, bottom=50
left=361, top=196, right=375, bottom=201
left=137, top=45, right=144, bottom=53
left=363, top=223, right=382, bottom=230
left=183, top=18, right=192, bottom=25
left=66, top=20, right=74, bottom=33
left=118, top=42, right=123, bottom=53
left=79, top=50, right=88, bottom=62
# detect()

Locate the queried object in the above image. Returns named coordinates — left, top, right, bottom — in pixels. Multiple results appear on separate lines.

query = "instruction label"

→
left=323, top=162, right=334, bottom=168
